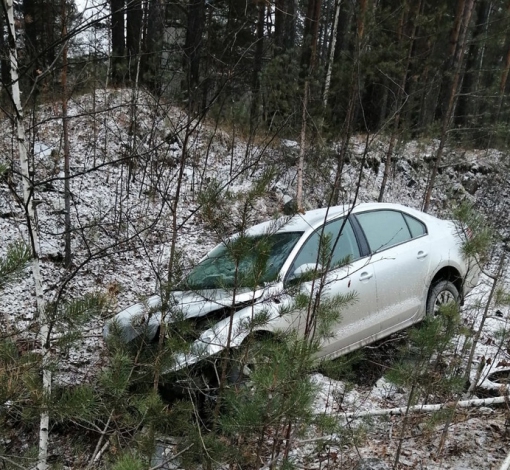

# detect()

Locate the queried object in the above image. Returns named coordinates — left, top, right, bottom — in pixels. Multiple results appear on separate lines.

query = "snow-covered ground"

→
left=1, top=89, right=509, bottom=468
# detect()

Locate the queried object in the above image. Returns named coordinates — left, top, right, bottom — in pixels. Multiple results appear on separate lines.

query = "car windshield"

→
left=184, top=232, right=302, bottom=290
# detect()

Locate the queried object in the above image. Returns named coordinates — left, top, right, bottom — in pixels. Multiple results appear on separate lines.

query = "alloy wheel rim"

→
left=434, top=290, right=455, bottom=314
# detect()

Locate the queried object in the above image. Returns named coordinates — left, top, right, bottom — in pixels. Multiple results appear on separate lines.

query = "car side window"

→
left=356, top=210, right=412, bottom=252
left=403, top=213, right=427, bottom=238
left=288, top=218, right=360, bottom=278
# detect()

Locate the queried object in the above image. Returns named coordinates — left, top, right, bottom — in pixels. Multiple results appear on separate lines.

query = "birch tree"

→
left=322, top=0, right=341, bottom=113
left=3, top=0, right=50, bottom=467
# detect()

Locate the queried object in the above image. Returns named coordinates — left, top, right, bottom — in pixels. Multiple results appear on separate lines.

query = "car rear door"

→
left=354, top=209, right=432, bottom=332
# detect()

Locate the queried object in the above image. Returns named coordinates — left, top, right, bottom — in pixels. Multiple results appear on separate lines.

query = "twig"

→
left=86, top=412, right=113, bottom=468
left=0, top=455, right=27, bottom=469
left=93, top=441, right=109, bottom=466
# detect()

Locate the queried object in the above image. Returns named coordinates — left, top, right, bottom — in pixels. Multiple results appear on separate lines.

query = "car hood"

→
left=103, top=287, right=265, bottom=343
left=171, top=287, right=265, bottom=317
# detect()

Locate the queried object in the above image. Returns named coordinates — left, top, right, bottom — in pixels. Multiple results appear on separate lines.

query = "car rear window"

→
left=403, top=213, right=427, bottom=238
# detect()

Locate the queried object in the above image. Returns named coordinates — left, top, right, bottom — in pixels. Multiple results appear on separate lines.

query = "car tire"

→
left=227, top=340, right=263, bottom=384
left=227, top=335, right=278, bottom=385
left=426, top=280, right=460, bottom=317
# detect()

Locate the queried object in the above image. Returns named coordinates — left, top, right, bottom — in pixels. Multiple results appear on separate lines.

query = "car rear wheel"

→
left=426, top=280, right=460, bottom=317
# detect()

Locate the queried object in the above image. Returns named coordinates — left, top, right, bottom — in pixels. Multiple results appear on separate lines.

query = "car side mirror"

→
left=289, top=263, right=323, bottom=283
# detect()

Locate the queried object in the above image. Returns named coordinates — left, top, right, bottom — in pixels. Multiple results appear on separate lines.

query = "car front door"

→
left=284, top=217, right=378, bottom=359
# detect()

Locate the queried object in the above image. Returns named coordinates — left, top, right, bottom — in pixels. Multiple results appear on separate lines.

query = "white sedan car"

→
left=104, top=203, right=480, bottom=373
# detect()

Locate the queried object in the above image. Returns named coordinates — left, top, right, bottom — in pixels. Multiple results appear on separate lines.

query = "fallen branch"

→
left=92, top=442, right=109, bottom=467
left=345, top=396, right=508, bottom=419
left=86, top=412, right=113, bottom=469
left=294, top=396, right=508, bottom=447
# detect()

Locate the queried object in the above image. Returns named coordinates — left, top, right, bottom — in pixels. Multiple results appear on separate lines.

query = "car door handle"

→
left=359, top=272, right=373, bottom=281
left=417, top=251, right=428, bottom=259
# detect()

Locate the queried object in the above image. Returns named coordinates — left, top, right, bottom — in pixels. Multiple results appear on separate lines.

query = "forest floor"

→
left=1, top=89, right=510, bottom=469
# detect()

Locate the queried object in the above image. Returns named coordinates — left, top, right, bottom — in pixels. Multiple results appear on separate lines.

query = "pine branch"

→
left=0, top=242, right=31, bottom=290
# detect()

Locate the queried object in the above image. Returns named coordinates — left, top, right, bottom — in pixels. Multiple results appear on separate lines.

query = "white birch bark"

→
left=4, top=1, right=50, bottom=468
left=345, top=395, right=507, bottom=419
left=500, top=450, right=510, bottom=470
left=296, top=80, right=309, bottom=213
left=322, top=0, right=341, bottom=109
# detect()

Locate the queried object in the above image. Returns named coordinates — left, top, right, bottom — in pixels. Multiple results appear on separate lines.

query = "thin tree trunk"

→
left=4, top=0, right=48, bottom=468
left=393, top=384, right=416, bottom=469
left=332, top=0, right=369, bottom=204
left=274, top=0, right=296, bottom=53
left=317, top=0, right=330, bottom=63
left=126, top=2, right=144, bottom=197
left=126, top=0, right=143, bottom=81
left=250, top=0, right=265, bottom=132
left=110, top=0, right=125, bottom=85
left=0, top=11, right=9, bottom=88
left=296, top=80, right=309, bottom=212
left=435, top=0, right=467, bottom=121
left=456, top=1, right=490, bottom=128
left=498, top=44, right=510, bottom=118
left=496, top=1, right=510, bottom=121
left=201, top=4, right=213, bottom=112
left=464, top=255, right=505, bottom=391
left=436, top=255, right=506, bottom=456
left=322, top=0, right=341, bottom=110
left=62, top=5, right=71, bottom=269
left=378, top=0, right=420, bottom=202
left=296, top=0, right=322, bottom=211
left=183, top=0, right=205, bottom=111
left=422, top=0, right=475, bottom=213
left=143, top=0, right=164, bottom=93
left=92, top=27, right=98, bottom=167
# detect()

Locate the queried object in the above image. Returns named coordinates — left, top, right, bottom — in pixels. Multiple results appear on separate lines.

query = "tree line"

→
left=2, top=0, right=510, bottom=143
left=3, top=0, right=510, bottom=212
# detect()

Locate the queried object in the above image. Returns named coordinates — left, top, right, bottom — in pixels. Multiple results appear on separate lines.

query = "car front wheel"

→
left=426, top=280, right=460, bottom=317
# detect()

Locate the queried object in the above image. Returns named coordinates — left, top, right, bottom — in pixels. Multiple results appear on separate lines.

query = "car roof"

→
left=246, top=202, right=431, bottom=236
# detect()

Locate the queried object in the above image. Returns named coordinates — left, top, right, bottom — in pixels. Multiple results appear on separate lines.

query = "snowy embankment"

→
left=1, top=89, right=509, bottom=468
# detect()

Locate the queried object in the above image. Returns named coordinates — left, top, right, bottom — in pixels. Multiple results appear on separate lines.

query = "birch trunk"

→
left=296, top=80, right=309, bottom=212
left=322, top=0, right=341, bottom=110
left=4, top=0, right=49, bottom=468
left=500, top=450, right=510, bottom=470
left=345, top=395, right=508, bottom=419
